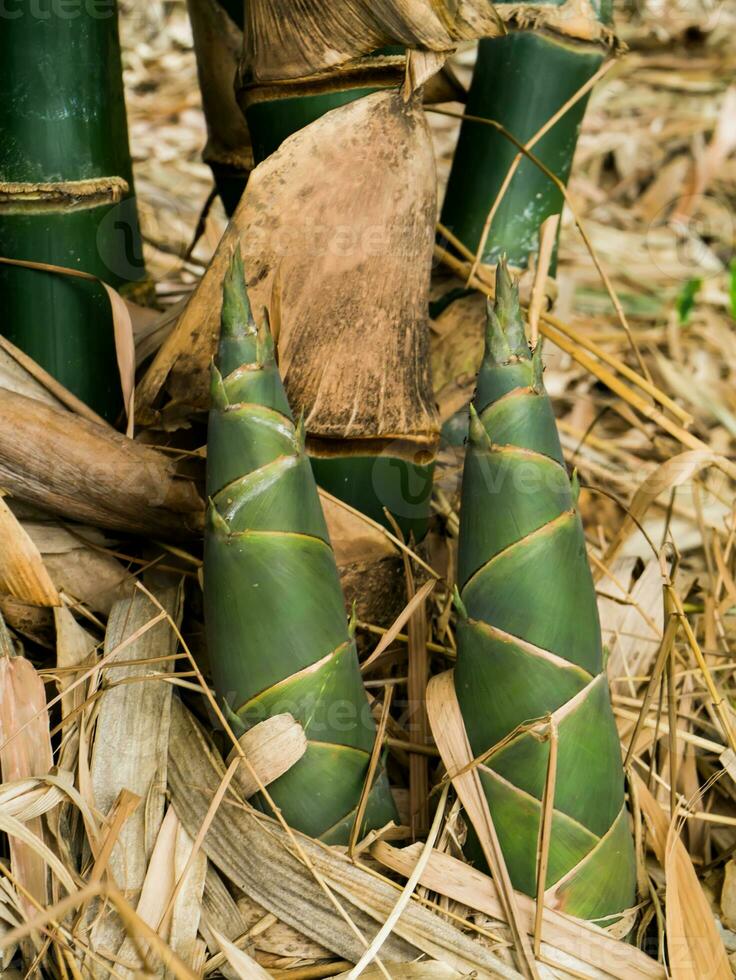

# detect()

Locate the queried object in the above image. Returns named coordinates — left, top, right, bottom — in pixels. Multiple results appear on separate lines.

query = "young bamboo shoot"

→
left=454, top=264, right=635, bottom=920
left=204, top=253, right=396, bottom=841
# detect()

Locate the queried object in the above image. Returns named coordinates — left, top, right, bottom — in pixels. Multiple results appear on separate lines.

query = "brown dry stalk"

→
left=349, top=686, right=394, bottom=858
left=533, top=720, right=558, bottom=957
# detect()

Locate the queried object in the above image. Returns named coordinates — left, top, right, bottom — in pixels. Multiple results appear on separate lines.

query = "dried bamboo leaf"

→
left=0, top=388, right=203, bottom=539
left=0, top=776, right=68, bottom=824
left=634, top=773, right=730, bottom=980
left=226, top=714, right=308, bottom=799
left=166, top=816, right=208, bottom=975
left=0, top=344, right=65, bottom=410
left=331, top=966, right=462, bottom=980
left=200, top=865, right=252, bottom=980
left=0, top=639, right=54, bottom=915
left=597, top=558, right=664, bottom=685
left=54, top=606, right=97, bottom=773
left=0, top=597, right=54, bottom=649
left=114, top=807, right=179, bottom=976
left=208, top=929, right=271, bottom=980
left=138, top=90, right=440, bottom=460
left=373, top=842, right=663, bottom=979
left=320, top=489, right=404, bottom=629
left=54, top=607, right=97, bottom=722
left=90, top=587, right=182, bottom=890
left=0, top=497, right=59, bottom=607
left=28, top=523, right=135, bottom=615
left=602, top=450, right=724, bottom=569
left=426, top=670, right=538, bottom=977
left=237, top=895, right=329, bottom=960
left=402, top=49, right=449, bottom=99
left=202, top=866, right=330, bottom=975
left=319, top=491, right=395, bottom=567
left=167, top=700, right=521, bottom=977
left=87, top=587, right=182, bottom=970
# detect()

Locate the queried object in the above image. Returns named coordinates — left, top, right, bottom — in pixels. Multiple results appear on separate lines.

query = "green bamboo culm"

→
left=242, top=48, right=406, bottom=169
left=204, top=253, right=397, bottom=841
left=454, top=263, right=635, bottom=920
left=0, top=0, right=145, bottom=422
left=440, top=20, right=610, bottom=270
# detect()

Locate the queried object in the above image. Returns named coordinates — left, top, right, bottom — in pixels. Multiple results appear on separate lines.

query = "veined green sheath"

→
left=204, top=253, right=397, bottom=841
left=0, top=0, right=145, bottom=421
left=454, top=264, right=635, bottom=920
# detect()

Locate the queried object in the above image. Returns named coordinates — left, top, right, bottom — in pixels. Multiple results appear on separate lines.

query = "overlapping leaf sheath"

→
left=441, top=2, right=614, bottom=269
left=0, top=2, right=145, bottom=421
left=204, top=255, right=396, bottom=841
left=454, top=266, right=635, bottom=920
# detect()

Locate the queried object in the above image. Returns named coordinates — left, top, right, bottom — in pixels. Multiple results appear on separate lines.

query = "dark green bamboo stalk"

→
left=441, top=19, right=611, bottom=270
left=0, top=0, right=145, bottom=422
left=204, top=253, right=397, bottom=841
left=454, top=264, right=635, bottom=920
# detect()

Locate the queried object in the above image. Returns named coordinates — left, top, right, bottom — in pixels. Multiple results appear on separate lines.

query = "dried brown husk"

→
left=138, top=89, right=439, bottom=460
left=242, top=0, right=503, bottom=82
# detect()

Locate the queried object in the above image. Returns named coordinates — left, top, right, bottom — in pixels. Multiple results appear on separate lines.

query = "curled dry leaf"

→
left=0, top=627, right=53, bottom=915
left=243, top=0, right=502, bottom=82
left=634, top=773, right=730, bottom=980
left=225, top=714, right=308, bottom=800
left=0, top=497, right=59, bottom=608
left=602, top=450, right=725, bottom=569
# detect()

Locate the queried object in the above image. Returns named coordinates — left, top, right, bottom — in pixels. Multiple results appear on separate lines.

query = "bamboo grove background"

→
left=0, top=0, right=735, bottom=976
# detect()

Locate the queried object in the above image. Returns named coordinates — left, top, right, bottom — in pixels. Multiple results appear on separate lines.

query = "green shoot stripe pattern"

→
left=454, top=265, right=635, bottom=921
left=205, top=253, right=396, bottom=841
